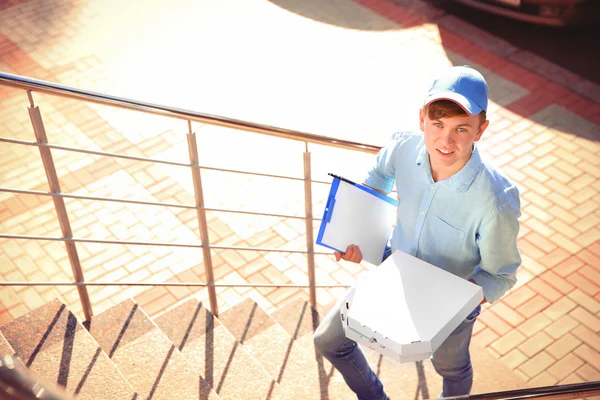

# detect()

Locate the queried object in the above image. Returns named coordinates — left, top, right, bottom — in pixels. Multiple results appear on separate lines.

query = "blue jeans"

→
left=313, top=248, right=481, bottom=399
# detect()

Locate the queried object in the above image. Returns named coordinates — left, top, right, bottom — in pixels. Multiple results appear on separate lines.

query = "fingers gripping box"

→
left=339, top=250, right=484, bottom=363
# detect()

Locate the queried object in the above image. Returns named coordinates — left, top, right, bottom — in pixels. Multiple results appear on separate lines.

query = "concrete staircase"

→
left=0, top=297, right=528, bottom=399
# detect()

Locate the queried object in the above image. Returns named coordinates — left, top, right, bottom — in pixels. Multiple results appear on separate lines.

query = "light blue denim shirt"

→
left=364, top=132, right=521, bottom=303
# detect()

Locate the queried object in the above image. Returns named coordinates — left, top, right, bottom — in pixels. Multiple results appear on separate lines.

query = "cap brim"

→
left=424, top=92, right=483, bottom=115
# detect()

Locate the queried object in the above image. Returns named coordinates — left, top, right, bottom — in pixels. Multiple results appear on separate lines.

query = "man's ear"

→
left=419, top=108, right=425, bottom=132
left=474, top=120, right=489, bottom=142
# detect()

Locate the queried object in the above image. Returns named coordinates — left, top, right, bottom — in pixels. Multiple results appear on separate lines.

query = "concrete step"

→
left=154, top=298, right=287, bottom=400
left=268, top=298, right=355, bottom=399
left=272, top=298, right=528, bottom=399
left=218, top=298, right=294, bottom=382
left=0, top=299, right=137, bottom=400
left=88, top=298, right=218, bottom=400
left=1, top=330, right=74, bottom=400
left=0, top=331, right=15, bottom=356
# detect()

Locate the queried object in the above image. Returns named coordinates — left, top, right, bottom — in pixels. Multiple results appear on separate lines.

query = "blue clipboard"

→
left=316, top=173, right=398, bottom=265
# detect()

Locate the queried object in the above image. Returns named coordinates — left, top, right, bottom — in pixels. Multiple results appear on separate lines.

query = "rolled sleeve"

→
left=472, top=204, right=522, bottom=303
left=364, top=132, right=411, bottom=193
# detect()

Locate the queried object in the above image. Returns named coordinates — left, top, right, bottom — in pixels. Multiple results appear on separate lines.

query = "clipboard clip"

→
left=328, top=173, right=357, bottom=186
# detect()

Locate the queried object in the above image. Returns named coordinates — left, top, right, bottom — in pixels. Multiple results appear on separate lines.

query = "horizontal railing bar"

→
left=0, top=72, right=381, bottom=154
left=0, top=235, right=330, bottom=254
left=0, top=187, right=322, bottom=221
left=0, top=282, right=351, bottom=288
left=0, top=137, right=333, bottom=184
left=0, top=136, right=190, bottom=167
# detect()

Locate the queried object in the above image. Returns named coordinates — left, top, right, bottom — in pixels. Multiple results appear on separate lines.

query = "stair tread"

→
left=0, top=299, right=137, bottom=400
left=218, top=298, right=292, bottom=379
left=89, top=298, right=219, bottom=400
left=154, top=297, right=287, bottom=400
left=222, top=298, right=354, bottom=399
left=270, top=297, right=321, bottom=339
left=0, top=331, right=15, bottom=355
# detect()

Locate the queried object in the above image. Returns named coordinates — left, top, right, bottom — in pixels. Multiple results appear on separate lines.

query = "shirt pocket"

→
left=428, top=216, right=466, bottom=256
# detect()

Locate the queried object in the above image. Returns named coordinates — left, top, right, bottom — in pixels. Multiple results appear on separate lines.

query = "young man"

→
left=313, top=66, right=521, bottom=400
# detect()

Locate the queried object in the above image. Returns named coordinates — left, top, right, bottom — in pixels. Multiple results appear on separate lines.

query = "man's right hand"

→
left=334, top=244, right=363, bottom=264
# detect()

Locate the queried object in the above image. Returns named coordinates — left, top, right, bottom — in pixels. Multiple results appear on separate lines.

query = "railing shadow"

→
left=178, top=301, right=213, bottom=400
left=56, top=312, right=77, bottom=388
left=108, top=304, right=138, bottom=359
left=26, top=304, right=66, bottom=368
left=73, top=347, right=102, bottom=396
left=275, top=301, right=332, bottom=400
left=147, top=344, right=175, bottom=400
left=275, top=302, right=307, bottom=384
left=215, top=303, right=257, bottom=395
left=204, top=304, right=214, bottom=398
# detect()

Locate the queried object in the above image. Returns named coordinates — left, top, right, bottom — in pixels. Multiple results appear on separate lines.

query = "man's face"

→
left=419, top=108, right=489, bottom=179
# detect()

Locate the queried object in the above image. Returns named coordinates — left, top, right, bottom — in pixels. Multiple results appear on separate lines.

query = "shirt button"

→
left=420, top=211, right=425, bottom=216
left=430, top=185, right=434, bottom=190
left=415, top=234, right=419, bottom=238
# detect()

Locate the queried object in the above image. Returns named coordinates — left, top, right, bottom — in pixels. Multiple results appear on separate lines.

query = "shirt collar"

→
left=416, top=144, right=482, bottom=192
left=447, top=146, right=482, bottom=192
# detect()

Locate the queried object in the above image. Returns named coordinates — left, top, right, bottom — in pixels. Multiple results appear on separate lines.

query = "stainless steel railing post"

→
left=186, top=121, right=219, bottom=316
left=303, top=142, right=317, bottom=309
left=26, top=91, right=93, bottom=321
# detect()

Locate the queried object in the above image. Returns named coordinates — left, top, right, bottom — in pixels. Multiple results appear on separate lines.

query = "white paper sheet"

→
left=317, top=179, right=398, bottom=265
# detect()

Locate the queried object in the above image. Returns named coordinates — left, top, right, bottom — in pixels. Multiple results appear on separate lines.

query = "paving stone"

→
left=491, top=330, right=527, bottom=356
left=574, top=344, right=600, bottom=373
left=572, top=325, right=600, bottom=351
left=518, top=331, right=554, bottom=358
left=503, top=286, right=536, bottom=309
left=528, top=278, right=562, bottom=302
left=568, top=290, right=600, bottom=314
left=472, top=327, right=500, bottom=348
left=478, top=308, right=512, bottom=336
left=567, top=273, right=600, bottom=297
left=576, top=364, right=600, bottom=383
left=528, top=371, right=558, bottom=387
left=518, top=351, right=556, bottom=379
left=543, top=296, right=577, bottom=321
left=547, top=354, right=585, bottom=381
left=554, top=257, right=586, bottom=278
left=519, top=295, right=551, bottom=319
left=541, top=270, right=576, bottom=294
left=501, top=348, right=528, bottom=370
left=544, top=315, right=579, bottom=339
left=546, top=333, right=582, bottom=360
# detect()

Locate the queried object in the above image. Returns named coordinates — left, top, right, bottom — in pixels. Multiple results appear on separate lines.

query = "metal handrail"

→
left=439, top=381, right=600, bottom=400
left=0, top=354, right=73, bottom=400
left=0, top=72, right=381, bottom=153
left=1, top=71, right=384, bottom=319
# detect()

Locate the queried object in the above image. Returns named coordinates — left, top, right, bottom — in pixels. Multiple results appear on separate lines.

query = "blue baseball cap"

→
left=424, top=65, right=488, bottom=115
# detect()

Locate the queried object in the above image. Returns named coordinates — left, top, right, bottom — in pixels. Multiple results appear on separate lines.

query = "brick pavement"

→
left=1, top=0, right=599, bottom=392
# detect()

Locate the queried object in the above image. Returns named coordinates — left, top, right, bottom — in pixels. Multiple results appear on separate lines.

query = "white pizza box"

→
left=340, top=250, right=483, bottom=363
